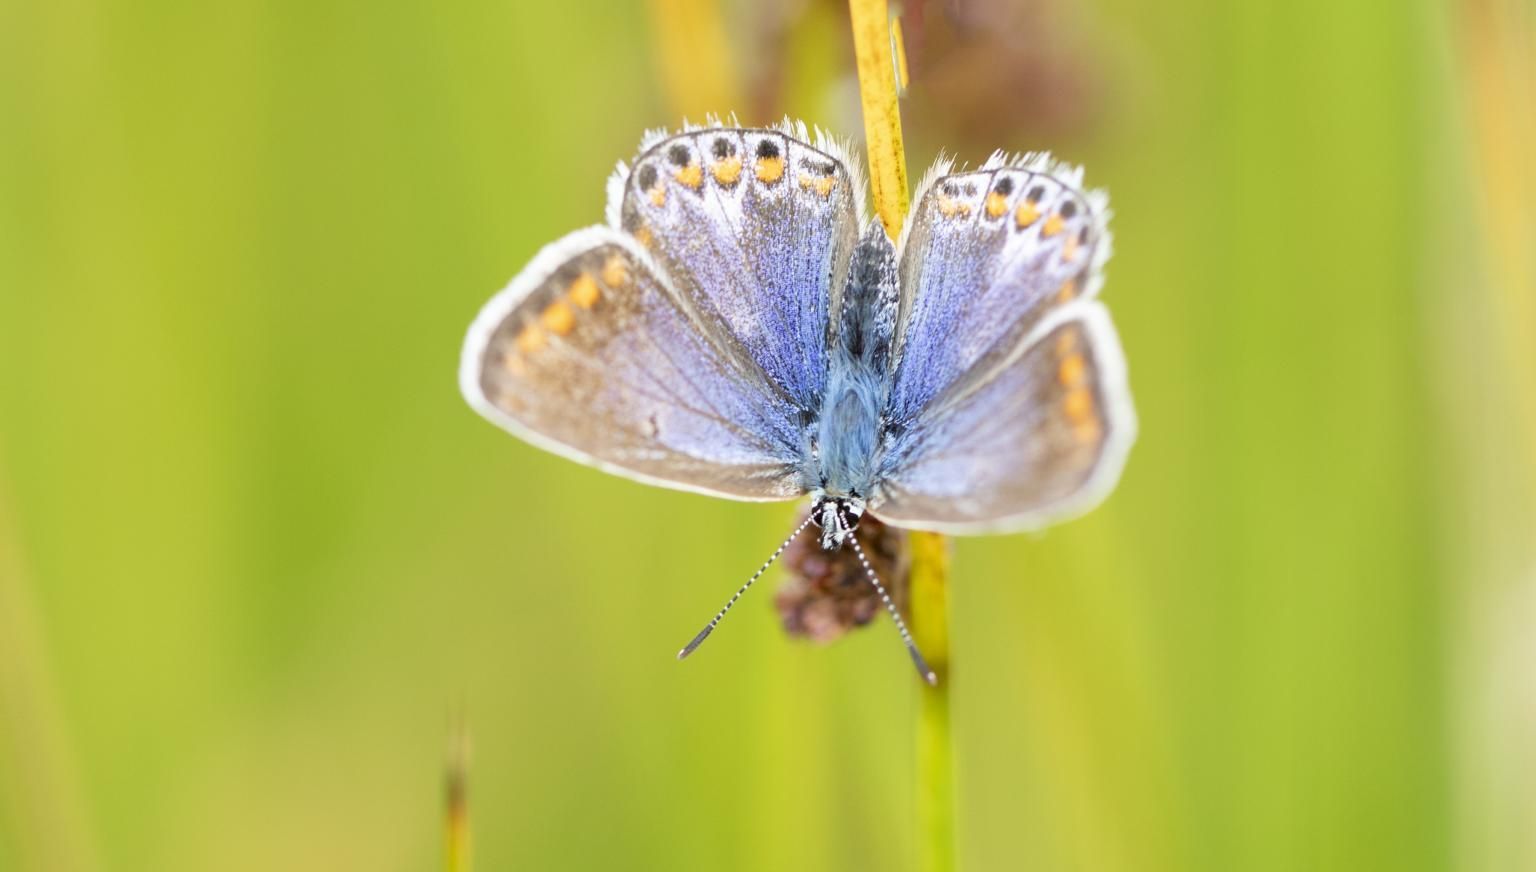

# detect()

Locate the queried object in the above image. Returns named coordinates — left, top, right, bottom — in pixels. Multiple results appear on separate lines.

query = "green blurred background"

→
left=2, top=0, right=1533, bottom=869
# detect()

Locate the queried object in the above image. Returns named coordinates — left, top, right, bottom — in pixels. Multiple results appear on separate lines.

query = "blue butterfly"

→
left=460, top=120, right=1136, bottom=682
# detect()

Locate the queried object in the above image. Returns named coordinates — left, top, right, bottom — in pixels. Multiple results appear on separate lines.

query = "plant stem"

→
left=909, top=531, right=955, bottom=872
left=444, top=720, right=471, bottom=872
left=847, top=0, right=910, bottom=237
left=847, top=3, right=955, bottom=870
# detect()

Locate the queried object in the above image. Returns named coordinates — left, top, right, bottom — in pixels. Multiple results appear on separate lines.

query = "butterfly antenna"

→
left=845, top=524, right=938, bottom=686
left=677, top=514, right=816, bottom=660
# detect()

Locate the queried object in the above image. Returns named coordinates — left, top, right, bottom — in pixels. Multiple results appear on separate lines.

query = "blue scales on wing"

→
left=868, top=156, right=1135, bottom=532
left=884, top=155, right=1112, bottom=427
left=460, top=226, right=807, bottom=501
left=614, top=123, right=865, bottom=415
left=872, top=302, right=1136, bottom=532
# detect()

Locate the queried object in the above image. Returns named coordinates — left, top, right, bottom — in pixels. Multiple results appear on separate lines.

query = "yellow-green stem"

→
left=848, top=3, right=954, bottom=870
left=444, top=722, right=471, bottom=872
left=909, top=531, right=954, bottom=872
left=848, top=0, right=910, bottom=237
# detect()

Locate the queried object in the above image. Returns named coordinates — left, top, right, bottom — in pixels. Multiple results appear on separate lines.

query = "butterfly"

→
left=459, top=120, right=1135, bottom=683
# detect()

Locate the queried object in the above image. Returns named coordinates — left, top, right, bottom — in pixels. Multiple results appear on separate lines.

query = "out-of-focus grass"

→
left=0, top=478, right=100, bottom=872
left=1444, top=2, right=1536, bottom=871
left=0, top=0, right=1522, bottom=870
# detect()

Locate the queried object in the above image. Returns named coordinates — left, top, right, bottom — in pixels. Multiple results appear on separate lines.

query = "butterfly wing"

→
left=613, top=123, right=865, bottom=412
left=885, top=155, right=1111, bottom=426
left=872, top=156, right=1133, bottom=532
left=460, top=226, right=807, bottom=501
left=871, top=301, right=1135, bottom=532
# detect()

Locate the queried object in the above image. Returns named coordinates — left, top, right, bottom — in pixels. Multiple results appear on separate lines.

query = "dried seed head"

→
left=776, top=507, right=910, bottom=643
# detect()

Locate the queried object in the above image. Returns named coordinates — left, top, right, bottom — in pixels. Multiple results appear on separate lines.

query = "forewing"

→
left=886, top=156, right=1110, bottom=425
left=615, top=124, right=864, bottom=411
left=871, top=302, right=1135, bottom=533
left=460, top=226, right=807, bottom=501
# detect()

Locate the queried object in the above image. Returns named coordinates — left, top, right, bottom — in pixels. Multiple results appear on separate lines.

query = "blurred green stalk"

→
left=444, top=721, right=471, bottom=872
left=0, top=463, right=100, bottom=872
left=1449, top=4, right=1536, bottom=871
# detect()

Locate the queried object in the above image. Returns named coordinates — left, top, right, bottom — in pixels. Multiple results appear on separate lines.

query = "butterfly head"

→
left=811, top=494, right=866, bottom=551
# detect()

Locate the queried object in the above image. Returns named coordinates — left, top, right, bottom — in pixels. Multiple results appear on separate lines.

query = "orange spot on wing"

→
left=598, top=257, right=627, bottom=291
left=1062, top=234, right=1079, bottom=262
left=1015, top=202, right=1040, bottom=228
left=569, top=272, right=601, bottom=308
left=1055, top=279, right=1077, bottom=304
left=1058, top=352, right=1087, bottom=387
left=648, top=185, right=666, bottom=207
left=1042, top=214, right=1066, bottom=237
left=756, top=156, right=784, bottom=183
left=633, top=226, right=653, bottom=248
left=515, top=325, right=546, bottom=354
left=674, top=162, right=703, bottom=189
left=985, top=191, right=1009, bottom=218
left=712, top=156, right=742, bottom=185
left=540, top=300, right=575, bottom=336
left=1063, top=387, right=1094, bottom=425
left=798, top=173, right=836, bottom=198
left=938, top=196, right=971, bottom=219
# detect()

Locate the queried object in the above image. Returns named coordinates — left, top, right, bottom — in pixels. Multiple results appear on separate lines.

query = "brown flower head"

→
left=776, top=507, right=910, bottom=643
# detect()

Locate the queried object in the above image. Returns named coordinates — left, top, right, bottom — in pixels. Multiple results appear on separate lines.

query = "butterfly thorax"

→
left=810, top=221, right=900, bottom=511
